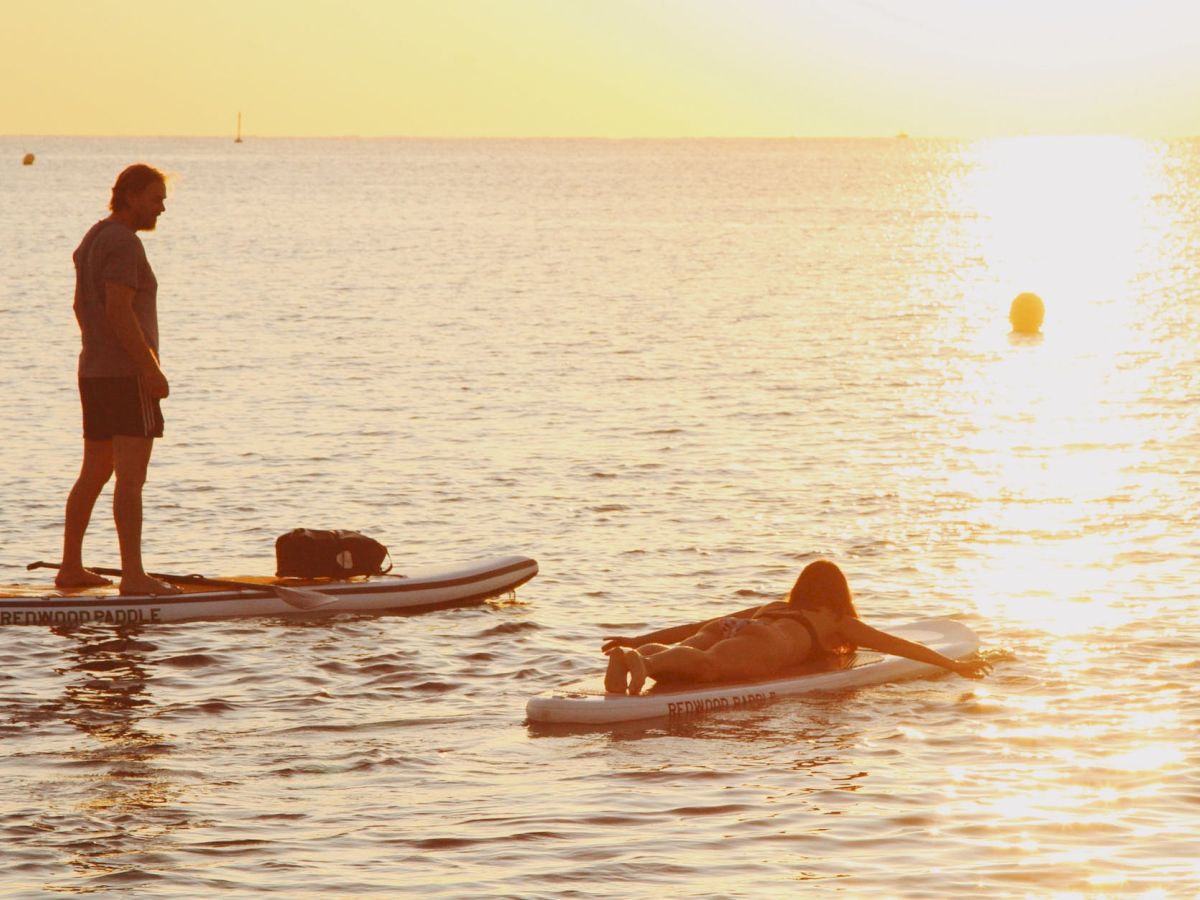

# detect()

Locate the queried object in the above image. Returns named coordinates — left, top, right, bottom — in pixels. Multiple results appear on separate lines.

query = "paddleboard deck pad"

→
left=1, top=555, right=537, bottom=626
left=526, top=617, right=978, bottom=724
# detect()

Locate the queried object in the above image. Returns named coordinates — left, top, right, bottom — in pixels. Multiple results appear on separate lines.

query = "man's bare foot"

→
left=624, top=650, right=647, bottom=695
left=55, top=567, right=113, bottom=589
left=119, top=574, right=182, bottom=596
left=604, top=649, right=629, bottom=693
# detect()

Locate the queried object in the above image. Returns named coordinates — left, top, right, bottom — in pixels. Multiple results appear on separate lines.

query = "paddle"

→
left=26, top=561, right=339, bottom=611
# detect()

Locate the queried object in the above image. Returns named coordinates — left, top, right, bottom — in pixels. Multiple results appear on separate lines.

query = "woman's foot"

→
left=54, top=566, right=113, bottom=589
left=604, top=649, right=629, bottom=693
left=119, top=574, right=182, bottom=596
left=624, top=650, right=647, bottom=695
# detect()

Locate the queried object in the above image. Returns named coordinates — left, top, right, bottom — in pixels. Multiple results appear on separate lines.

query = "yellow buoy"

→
left=1009, top=292, right=1045, bottom=334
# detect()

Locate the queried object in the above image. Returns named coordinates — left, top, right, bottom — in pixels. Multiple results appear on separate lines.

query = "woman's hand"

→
left=953, top=658, right=992, bottom=679
left=601, top=636, right=638, bottom=654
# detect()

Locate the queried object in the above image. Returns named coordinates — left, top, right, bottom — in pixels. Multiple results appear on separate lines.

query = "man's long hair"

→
left=110, top=164, right=166, bottom=213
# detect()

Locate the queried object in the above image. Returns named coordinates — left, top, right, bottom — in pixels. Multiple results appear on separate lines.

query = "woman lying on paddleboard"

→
left=600, top=559, right=990, bottom=695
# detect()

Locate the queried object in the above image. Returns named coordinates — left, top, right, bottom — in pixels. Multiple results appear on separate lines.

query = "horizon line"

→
left=7, top=131, right=1200, bottom=142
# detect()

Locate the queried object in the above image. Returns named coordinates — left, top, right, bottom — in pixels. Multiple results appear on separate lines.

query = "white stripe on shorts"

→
left=137, top=376, right=155, bottom=434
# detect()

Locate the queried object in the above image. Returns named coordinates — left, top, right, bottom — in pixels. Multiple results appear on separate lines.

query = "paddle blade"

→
left=272, top=584, right=340, bottom=611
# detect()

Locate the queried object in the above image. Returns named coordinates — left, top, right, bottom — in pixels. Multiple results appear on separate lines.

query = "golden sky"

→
left=4, top=0, right=1200, bottom=137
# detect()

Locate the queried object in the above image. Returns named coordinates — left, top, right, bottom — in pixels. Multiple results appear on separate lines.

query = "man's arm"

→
left=105, top=281, right=168, bottom=399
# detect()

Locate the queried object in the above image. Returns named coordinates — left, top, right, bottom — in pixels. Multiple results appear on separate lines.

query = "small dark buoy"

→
left=22, top=153, right=35, bottom=166
left=1009, top=292, right=1045, bottom=334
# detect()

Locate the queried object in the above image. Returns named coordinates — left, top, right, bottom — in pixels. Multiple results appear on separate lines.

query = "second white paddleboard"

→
left=526, top=617, right=979, bottom=725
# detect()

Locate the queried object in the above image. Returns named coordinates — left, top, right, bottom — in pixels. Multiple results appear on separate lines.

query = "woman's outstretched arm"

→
left=600, top=603, right=770, bottom=653
left=841, top=618, right=991, bottom=679
left=601, top=621, right=704, bottom=653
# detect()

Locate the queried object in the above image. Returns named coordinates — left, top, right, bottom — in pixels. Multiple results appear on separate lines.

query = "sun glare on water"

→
left=962, top=136, right=1172, bottom=320
left=926, top=137, right=1178, bottom=636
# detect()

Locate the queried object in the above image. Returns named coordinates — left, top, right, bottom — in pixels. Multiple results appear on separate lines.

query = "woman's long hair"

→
left=787, top=559, right=858, bottom=653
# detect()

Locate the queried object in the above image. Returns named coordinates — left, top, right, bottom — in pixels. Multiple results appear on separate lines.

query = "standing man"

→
left=57, top=164, right=179, bottom=595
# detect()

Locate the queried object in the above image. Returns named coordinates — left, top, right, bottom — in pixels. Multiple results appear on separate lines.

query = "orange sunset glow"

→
left=4, top=1, right=1200, bottom=896
left=5, top=0, right=1200, bottom=138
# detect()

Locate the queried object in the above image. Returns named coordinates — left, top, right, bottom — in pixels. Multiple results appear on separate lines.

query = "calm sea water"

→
left=2, top=136, right=1198, bottom=897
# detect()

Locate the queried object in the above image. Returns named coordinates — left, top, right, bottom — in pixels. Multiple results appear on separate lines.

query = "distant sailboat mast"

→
left=235, top=112, right=243, bottom=144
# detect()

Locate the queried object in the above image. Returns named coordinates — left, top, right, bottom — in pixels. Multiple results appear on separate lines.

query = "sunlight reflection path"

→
left=905, top=137, right=1188, bottom=635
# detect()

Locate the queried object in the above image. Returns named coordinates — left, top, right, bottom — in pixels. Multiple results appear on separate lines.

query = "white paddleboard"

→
left=526, top=617, right=979, bottom=725
left=1, top=556, right=537, bottom=626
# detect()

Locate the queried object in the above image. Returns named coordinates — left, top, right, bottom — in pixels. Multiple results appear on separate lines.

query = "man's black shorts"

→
left=79, top=376, right=164, bottom=440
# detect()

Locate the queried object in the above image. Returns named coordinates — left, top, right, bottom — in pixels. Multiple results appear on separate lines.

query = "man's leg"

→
left=57, top=438, right=115, bottom=587
left=112, top=435, right=176, bottom=595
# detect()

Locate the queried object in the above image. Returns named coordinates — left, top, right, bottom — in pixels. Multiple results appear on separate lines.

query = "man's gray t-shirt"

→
left=73, top=219, right=159, bottom=378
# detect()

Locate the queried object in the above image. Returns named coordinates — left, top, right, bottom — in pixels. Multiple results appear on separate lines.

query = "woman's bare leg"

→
left=604, top=649, right=629, bottom=693
left=639, top=635, right=781, bottom=687
left=679, top=622, right=725, bottom=651
left=639, top=645, right=721, bottom=685
left=607, top=622, right=759, bottom=695
left=625, top=650, right=647, bottom=695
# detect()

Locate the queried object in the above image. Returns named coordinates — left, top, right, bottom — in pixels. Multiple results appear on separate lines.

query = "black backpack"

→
left=274, top=529, right=392, bottom=578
